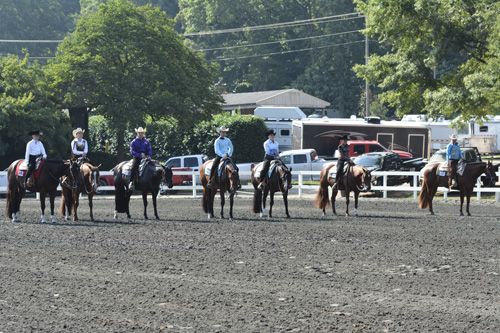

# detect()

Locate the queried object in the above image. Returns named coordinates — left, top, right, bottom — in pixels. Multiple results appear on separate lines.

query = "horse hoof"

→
left=127, top=216, right=131, bottom=219
left=91, top=219, right=95, bottom=222
left=144, top=217, right=148, bottom=220
left=113, top=215, right=118, bottom=220
left=355, top=213, right=359, bottom=217
left=156, top=217, right=160, bottom=221
left=65, top=217, right=70, bottom=221
left=460, top=213, right=464, bottom=216
left=286, top=215, right=290, bottom=219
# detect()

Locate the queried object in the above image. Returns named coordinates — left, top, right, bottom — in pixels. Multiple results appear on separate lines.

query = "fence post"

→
left=298, top=173, right=303, bottom=199
left=192, top=171, right=197, bottom=198
left=383, top=174, right=387, bottom=199
left=476, top=177, right=481, bottom=201
left=413, top=174, right=418, bottom=200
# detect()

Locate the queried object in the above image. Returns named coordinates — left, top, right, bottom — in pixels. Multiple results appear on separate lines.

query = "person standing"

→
left=333, top=135, right=353, bottom=190
left=24, top=129, right=47, bottom=187
left=258, top=130, right=280, bottom=190
left=446, top=134, right=463, bottom=190
left=207, top=126, right=233, bottom=188
left=129, top=127, right=152, bottom=191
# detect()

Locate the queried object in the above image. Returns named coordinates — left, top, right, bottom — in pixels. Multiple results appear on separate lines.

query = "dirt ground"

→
left=1, top=194, right=500, bottom=332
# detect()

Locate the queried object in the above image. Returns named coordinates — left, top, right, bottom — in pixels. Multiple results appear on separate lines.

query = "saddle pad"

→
left=327, top=163, right=349, bottom=179
left=121, top=158, right=150, bottom=176
left=204, top=159, right=229, bottom=177
left=15, top=159, right=45, bottom=178
left=437, top=161, right=466, bottom=177
left=253, top=162, right=264, bottom=179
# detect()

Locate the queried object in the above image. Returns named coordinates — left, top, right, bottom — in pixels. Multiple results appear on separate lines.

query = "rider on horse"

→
left=258, top=130, right=281, bottom=190
left=24, top=129, right=47, bottom=188
left=207, top=126, right=234, bottom=188
left=447, top=133, right=464, bottom=190
left=129, top=127, right=152, bottom=191
left=332, top=135, right=354, bottom=190
left=70, top=127, right=94, bottom=165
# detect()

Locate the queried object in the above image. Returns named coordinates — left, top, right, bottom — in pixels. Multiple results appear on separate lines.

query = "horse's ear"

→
left=289, top=167, right=292, bottom=172
left=96, top=164, right=102, bottom=168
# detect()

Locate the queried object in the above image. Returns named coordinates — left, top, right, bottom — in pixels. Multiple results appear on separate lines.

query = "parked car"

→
left=163, top=154, right=208, bottom=184
left=334, top=140, right=413, bottom=160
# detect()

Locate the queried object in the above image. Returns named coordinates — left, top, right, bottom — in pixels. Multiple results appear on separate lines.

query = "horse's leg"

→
left=49, top=190, right=57, bottom=224
left=142, top=191, right=149, bottom=219
left=40, top=192, right=46, bottom=224
left=345, top=190, right=350, bottom=216
left=152, top=190, right=160, bottom=220
left=210, top=189, right=216, bottom=218
left=73, top=190, right=80, bottom=221
left=283, top=191, right=290, bottom=218
left=466, top=191, right=472, bottom=216
left=268, top=190, right=275, bottom=218
left=220, top=189, right=225, bottom=219
left=262, top=188, right=269, bottom=217
left=331, top=188, right=338, bottom=216
left=229, top=192, right=234, bottom=220
left=354, top=191, right=359, bottom=217
left=89, top=193, right=95, bottom=222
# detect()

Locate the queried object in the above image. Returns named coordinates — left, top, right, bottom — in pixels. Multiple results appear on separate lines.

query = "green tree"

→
left=354, top=0, right=500, bottom=124
left=0, top=55, right=72, bottom=169
left=50, top=0, right=223, bottom=162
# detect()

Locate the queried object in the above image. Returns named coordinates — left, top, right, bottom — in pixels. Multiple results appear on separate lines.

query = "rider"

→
left=207, top=126, right=233, bottom=188
left=71, top=127, right=89, bottom=162
left=446, top=133, right=464, bottom=190
left=332, top=135, right=354, bottom=190
left=129, top=127, right=152, bottom=191
left=258, top=130, right=281, bottom=190
left=24, top=129, right=47, bottom=188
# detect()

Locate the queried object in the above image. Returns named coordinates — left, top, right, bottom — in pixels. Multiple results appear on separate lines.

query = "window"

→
left=280, top=129, right=290, bottom=136
left=167, top=158, right=180, bottom=168
left=369, top=144, right=385, bottom=153
left=293, top=154, right=307, bottom=164
left=480, top=126, right=489, bottom=132
left=185, top=157, right=199, bottom=168
left=353, top=145, right=365, bottom=155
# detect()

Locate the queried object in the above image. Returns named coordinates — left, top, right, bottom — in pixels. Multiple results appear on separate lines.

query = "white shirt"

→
left=264, top=139, right=280, bottom=157
left=25, top=139, right=47, bottom=161
left=72, top=138, right=88, bottom=155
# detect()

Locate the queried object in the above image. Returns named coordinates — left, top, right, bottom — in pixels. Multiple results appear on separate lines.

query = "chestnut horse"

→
left=59, top=162, right=101, bottom=222
left=419, top=161, right=494, bottom=216
left=200, top=158, right=239, bottom=219
left=251, top=161, right=292, bottom=218
left=113, top=160, right=173, bottom=220
left=6, top=159, right=80, bottom=224
left=315, top=163, right=372, bottom=217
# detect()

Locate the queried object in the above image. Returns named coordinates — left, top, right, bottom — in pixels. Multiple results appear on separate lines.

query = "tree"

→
left=50, top=0, right=223, bottom=161
left=354, top=0, right=500, bottom=124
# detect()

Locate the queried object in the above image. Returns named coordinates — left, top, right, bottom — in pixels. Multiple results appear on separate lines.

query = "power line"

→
left=210, top=40, right=366, bottom=62
left=185, top=12, right=364, bottom=36
left=196, top=29, right=362, bottom=52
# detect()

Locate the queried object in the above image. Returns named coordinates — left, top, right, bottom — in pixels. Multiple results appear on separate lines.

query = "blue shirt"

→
left=264, top=139, right=279, bottom=157
left=446, top=142, right=463, bottom=163
left=214, top=136, right=233, bottom=157
left=130, top=137, right=152, bottom=158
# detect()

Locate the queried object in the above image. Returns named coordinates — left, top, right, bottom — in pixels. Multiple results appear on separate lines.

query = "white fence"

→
left=2, top=170, right=500, bottom=202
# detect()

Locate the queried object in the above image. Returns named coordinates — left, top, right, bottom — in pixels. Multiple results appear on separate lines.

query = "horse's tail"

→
left=59, top=186, right=73, bottom=216
left=314, top=168, right=330, bottom=210
left=418, top=169, right=431, bottom=209
left=5, top=164, right=17, bottom=218
left=115, top=183, right=129, bottom=213
left=252, top=188, right=262, bottom=213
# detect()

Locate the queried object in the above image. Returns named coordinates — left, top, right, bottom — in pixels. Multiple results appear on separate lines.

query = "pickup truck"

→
left=163, top=154, right=208, bottom=184
left=334, top=140, right=413, bottom=160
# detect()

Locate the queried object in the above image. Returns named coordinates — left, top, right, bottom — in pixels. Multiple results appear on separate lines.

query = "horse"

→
left=251, top=160, right=292, bottom=218
left=314, top=163, right=372, bottom=217
left=113, top=159, right=173, bottom=220
left=419, top=161, right=494, bottom=216
left=200, top=158, right=239, bottom=219
left=59, top=162, right=101, bottom=222
left=6, top=159, right=80, bottom=224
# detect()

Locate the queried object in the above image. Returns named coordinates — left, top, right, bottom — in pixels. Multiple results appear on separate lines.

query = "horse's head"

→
left=485, top=160, right=497, bottom=186
left=226, top=163, right=239, bottom=194
left=87, top=164, right=101, bottom=192
left=277, top=164, right=293, bottom=193
left=358, top=166, right=372, bottom=192
left=162, top=165, right=174, bottom=189
left=65, top=159, right=81, bottom=187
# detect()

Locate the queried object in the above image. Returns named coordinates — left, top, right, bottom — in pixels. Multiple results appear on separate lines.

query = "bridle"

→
left=81, top=164, right=99, bottom=194
left=353, top=165, right=371, bottom=192
left=276, top=164, right=291, bottom=193
left=225, top=162, right=239, bottom=193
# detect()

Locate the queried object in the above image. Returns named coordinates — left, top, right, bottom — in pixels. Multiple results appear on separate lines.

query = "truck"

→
left=459, top=115, right=500, bottom=153
left=163, top=154, right=208, bottom=184
left=292, top=117, right=432, bottom=160
left=334, top=140, right=413, bottom=160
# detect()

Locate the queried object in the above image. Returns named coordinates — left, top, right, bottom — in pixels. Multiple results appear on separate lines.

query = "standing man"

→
left=333, top=135, right=353, bottom=190
left=258, top=130, right=280, bottom=190
left=129, top=127, right=152, bottom=191
left=207, top=126, right=233, bottom=188
left=446, top=134, right=463, bottom=190
left=24, top=129, right=47, bottom=188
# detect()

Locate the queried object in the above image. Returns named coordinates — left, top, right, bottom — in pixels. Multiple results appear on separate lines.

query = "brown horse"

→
left=315, top=163, right=372, bottom=216
left=59, top=162, right=101, bottom=222
left=6, top=159, right=80, bottom=224
left=419, top=161, right=494, bottom=216
left=251, top=161, right=292, bottom=218
left=200, top=158, right=239, bottom=219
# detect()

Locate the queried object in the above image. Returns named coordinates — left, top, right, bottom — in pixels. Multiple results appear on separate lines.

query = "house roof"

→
left=222, top=89, right=330, bottom=110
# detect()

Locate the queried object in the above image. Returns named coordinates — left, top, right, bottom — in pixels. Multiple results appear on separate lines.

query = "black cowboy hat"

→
left=266, top=130, right=276, bottom=137
left=28, top=129, right=43, bottom=136
left=340, top=135, right=349, bottom=140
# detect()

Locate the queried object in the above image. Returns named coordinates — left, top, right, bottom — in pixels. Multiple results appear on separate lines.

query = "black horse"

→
left=252, top=160, right=292, bottom=218
left=113, top=159, right=173, bottom=220
left=6, top=159, right=80, bottom=224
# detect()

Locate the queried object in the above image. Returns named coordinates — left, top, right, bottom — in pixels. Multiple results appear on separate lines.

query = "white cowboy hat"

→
left=135, top=127, right=146, bottom=133
left=217, top=126, right=229, bottom=132
left=72, top=128, right=85, bottom=137
left=449, top=134, right=458, bottom=140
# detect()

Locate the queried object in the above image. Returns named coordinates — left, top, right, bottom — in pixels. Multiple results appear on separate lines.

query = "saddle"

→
left=254, top=160, right=282, bottom=179
left=204, top=158, right=233, bottom=177
left=15, top=158, right=44, bottom=178
left=328, top=162, right=351, bottom=179
left=122, top=158, right=151, bottom=177
left=437, top=160, right=465, bottom=177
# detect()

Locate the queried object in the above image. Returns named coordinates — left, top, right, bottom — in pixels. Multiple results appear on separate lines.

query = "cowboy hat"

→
left=135, top=127, right=146, bottom=133
left=266, top=130, right=276, bottom=137
left=28, top=129, right=42, bottom=136
left=340, top=135, right=349, bottom=140
left=72, top=127, right=85, bottom=137
left=449, top=134, right=458, bottom=140
left=217, top=126, right=229, bottom=132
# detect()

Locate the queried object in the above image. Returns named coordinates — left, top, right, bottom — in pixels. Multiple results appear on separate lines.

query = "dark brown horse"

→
left=6, top=159, right=80, bottom=224
left=200, top=158, right=239, bottom=219
left=59, top=162, right=101, bottom=222
left=315, top=163, right=372, bottom=217
left=113, top=159, right=173, bottom=220
left=251, top=161, right=292, bottom=218
left=419, top=161, right=494, bottom=216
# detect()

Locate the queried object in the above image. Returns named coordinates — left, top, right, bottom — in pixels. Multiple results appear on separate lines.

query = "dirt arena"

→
left=1, top=193, right=500, bottom=332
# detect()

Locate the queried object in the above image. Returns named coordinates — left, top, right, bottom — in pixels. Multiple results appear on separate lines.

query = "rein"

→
left=44, top=161, right=79, bottom=190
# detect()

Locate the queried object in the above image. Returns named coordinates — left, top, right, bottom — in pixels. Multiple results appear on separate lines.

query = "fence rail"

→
left=2, top=170, right=500, bottom=202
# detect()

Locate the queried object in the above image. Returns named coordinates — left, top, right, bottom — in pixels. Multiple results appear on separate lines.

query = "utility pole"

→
left=365, top=14, right=370, bottom=118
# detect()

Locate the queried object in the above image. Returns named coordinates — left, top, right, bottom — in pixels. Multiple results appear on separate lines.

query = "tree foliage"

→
left=354, top=0, right=500, bottom=124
